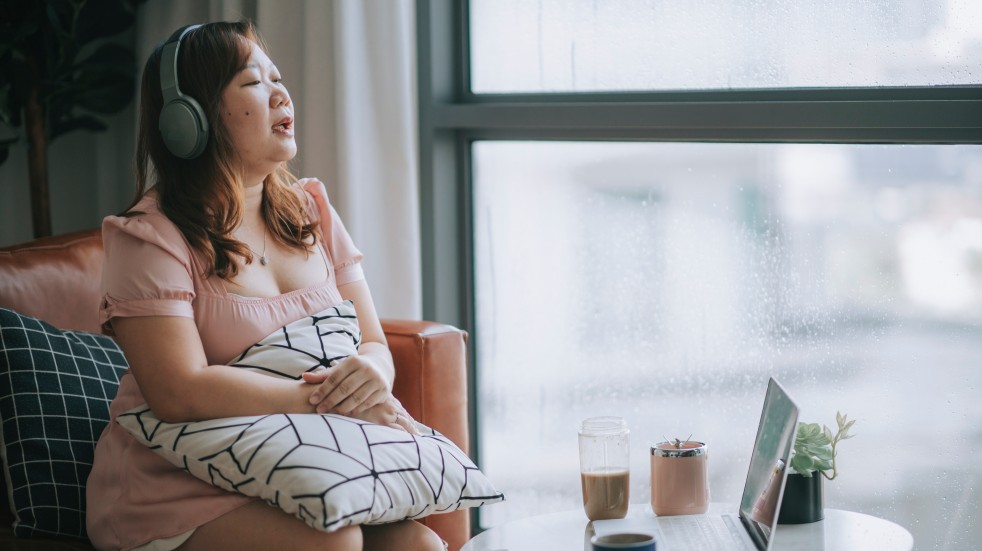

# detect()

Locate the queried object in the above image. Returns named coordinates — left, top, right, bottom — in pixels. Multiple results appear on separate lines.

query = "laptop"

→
left=593, top=377, right=799, bottom=550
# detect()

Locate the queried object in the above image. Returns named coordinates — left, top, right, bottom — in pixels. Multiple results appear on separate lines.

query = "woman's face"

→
left=220, top=40, right=296, bottom=184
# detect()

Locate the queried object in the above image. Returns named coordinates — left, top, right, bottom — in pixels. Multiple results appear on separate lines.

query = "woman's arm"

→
left=303, top=278, right=395, bottom=415
left=112, top=315, right=317, bottom=423
left=116, top=314, right=412, bottom=432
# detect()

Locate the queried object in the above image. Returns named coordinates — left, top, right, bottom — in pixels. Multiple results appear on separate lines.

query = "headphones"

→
left=158, top=24, right=209, bottom=159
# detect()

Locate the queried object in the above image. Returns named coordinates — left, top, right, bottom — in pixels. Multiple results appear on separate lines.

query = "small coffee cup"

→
left=591, top=532, right=656, bottom=551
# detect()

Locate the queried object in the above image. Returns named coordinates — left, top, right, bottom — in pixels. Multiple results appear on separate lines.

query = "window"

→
left=417, top=2, right=982, bottom=548
left=470, top=0, right=981, bottom=92
left=469, top=0, right=982, bottom=94
left=472, top=141, right=982, bottom=537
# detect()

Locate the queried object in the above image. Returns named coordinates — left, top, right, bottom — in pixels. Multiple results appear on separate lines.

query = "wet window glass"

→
left=470, top=0, right=982, bottom=93
left=473, top=141, right=982, bottom=550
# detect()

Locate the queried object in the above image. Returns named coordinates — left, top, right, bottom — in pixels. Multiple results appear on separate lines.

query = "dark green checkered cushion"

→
left=0, top=308, right=127, bottom=539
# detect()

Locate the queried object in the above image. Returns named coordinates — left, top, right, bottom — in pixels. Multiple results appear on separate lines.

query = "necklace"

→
left=246, top=226, right=269, bottom=266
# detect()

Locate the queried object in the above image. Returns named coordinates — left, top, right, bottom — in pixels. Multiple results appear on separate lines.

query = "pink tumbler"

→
left=650, top=440, right=709, bottom=516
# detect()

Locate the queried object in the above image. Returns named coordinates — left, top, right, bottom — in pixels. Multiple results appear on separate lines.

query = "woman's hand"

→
left=351, top=396, right=420, bottom=435
left=302, top=367, right=418, bottom=434
left=302, top=356, right=390, bottom=414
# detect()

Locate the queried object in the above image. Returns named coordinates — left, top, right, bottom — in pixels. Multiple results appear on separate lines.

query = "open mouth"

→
left=272, top=117, right=294, bottom=133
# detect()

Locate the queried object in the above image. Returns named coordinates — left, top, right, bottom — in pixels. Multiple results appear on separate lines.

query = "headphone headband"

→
left=158, top=24, right=209, bottom=159
left=159, top=24, right=201, bottom=103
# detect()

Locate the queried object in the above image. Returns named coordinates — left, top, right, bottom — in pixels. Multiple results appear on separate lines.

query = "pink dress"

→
left=85, top=180, right=364, bottom=551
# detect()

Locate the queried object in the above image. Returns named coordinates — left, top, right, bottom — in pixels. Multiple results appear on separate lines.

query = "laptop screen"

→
left=738, top=378, right=799, bottom=549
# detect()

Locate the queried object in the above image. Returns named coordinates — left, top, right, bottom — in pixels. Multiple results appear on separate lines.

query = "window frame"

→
left=414, top=0, right=982, bottom=532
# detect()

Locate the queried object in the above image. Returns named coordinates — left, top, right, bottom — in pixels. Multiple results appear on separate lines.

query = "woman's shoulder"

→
left=102, top=191, right=190, bottom=258
left=294, top=177, right=332, bottom=223
left=293, top=178, right=327, bottom=201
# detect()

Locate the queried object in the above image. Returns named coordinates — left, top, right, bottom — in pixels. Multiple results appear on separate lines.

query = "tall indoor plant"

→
left=780, top=411, right=856, bottom=524
left=0, top=0, right=144, bottom=238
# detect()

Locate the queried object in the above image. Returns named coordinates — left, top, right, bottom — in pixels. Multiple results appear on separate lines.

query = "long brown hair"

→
left=131, top=20, right=317, bottom=279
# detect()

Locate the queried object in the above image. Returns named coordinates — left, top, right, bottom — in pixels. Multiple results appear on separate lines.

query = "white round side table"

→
left=461, top=503, right=913, bottom=551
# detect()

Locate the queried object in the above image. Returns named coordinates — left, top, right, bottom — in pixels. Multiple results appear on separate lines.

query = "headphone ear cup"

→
left=159, top=96, right=209, bottom=159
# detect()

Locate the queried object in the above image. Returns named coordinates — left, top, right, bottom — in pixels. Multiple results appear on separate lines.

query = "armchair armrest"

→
left=382, top=319, right=471, bottom=551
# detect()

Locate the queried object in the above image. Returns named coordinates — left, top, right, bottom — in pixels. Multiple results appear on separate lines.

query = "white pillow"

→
left=228, top=300, right=362, bottom=379
left=115, top=302, right=503, bottom=532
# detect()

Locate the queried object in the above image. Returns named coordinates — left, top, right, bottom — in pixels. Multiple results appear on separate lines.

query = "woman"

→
left=86, top=21, right=444, bottom=551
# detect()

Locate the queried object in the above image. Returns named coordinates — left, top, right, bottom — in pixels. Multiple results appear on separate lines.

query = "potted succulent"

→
left=778, top=411, right=856, bottom=524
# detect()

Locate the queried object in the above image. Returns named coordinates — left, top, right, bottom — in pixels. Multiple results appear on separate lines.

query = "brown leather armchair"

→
left=0, top=229, right=471, bottom=550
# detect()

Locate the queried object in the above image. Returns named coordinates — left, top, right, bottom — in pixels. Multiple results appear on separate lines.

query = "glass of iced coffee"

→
left=579, top=416, right=630, bottom=521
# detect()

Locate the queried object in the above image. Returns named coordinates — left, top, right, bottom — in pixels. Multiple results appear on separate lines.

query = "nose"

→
left=271, top=84, right=291, bottom=109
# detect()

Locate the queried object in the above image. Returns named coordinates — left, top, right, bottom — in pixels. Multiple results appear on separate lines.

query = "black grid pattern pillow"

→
left=0, top=308, right=127, bottom=539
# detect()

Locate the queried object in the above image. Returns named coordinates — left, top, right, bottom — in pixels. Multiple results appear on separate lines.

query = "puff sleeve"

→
left=99, top=212, right=196, bottom=334
left=301, top=178, right=365, bottom=286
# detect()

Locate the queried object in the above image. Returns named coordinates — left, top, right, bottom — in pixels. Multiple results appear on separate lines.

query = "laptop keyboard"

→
left=656, top=514, right=755, bottom=551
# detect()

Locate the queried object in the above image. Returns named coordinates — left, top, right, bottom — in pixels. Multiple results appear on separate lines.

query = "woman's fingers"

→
left=344, top=400, right=409, bottom=433
left=309, top=358, right=389, bottom=414
left=371, top=400, right=419, bottom=435
left=305, top=383, right=420, bottom=435
left=323, top=381, right=372, bottom=414
left=305, top=361, right=352, bottom=405
left=315, top=369, right=370, bottom=413
left=351, top=388, right=389, bottom=414
left=301, top=367, right=331, bottom=384
left=394, top=410, right=420, bottom=435
left=300, top=359, right=409, bottom=429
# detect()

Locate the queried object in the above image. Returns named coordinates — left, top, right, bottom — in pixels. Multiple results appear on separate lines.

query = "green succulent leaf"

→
left=791, top=412, right=857, bottom=480
left=790, top=454, right=816, bottom=476
left=790, top=421, right=833, bottom=476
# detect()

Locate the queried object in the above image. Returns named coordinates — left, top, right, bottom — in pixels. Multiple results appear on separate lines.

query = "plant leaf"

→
left=0, top=0, right=141, bottom=144
left=50, top=115, right=106, bottom=140
left=0, top=56, right=28, bottom=127
left=0, top=1, right=43, bottom=48
left=75, top=80, right=134, bottom=114
left=790, top=454, right=815, bottom=476
left=67, top=44, right=135, bottom=115
left=76, top=41, right=135, bottom=71
left=75, top=0, right=144, bottom=44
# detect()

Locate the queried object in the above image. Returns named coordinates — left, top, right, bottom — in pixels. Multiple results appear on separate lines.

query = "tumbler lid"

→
left=651, top=441, right=706, bottom=457
left=579, top=416, right=628, bottom=435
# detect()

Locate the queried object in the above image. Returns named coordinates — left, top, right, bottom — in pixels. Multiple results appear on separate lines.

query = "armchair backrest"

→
left=0, top=229, right=105, bottom=333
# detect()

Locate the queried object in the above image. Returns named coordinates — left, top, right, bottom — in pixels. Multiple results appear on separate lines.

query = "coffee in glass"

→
left=578, top=416, right=630, bottom=520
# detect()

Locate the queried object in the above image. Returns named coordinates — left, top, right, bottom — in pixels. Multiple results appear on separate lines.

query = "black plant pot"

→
left=778, top=472, right=824, bottom=524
